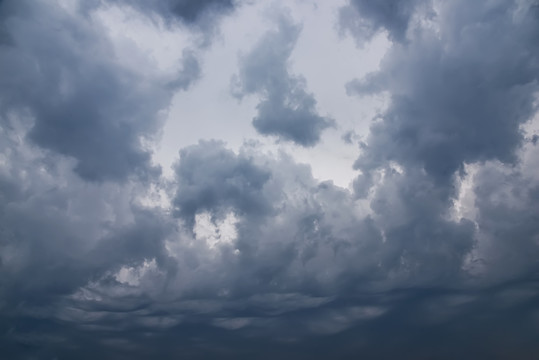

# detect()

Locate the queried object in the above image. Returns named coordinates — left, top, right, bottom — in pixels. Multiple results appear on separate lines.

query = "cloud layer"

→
left=232, top=11, right=335, bottom=146
left=0, top=0, right=538, bottom=359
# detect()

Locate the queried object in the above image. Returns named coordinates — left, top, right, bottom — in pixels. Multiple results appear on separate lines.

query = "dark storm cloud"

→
left=0, top=4, right=12, bottom=45
left=169, top=141, right=385, bottom=296
left=0, top=138, right=384, bottom=359
left=0, top=126, right=172, bottom=308
left=342, top=2, right=538, bottom=292
left=24, top=140, right=393, bottom=357
left=168, top=48, right=202, bottom=90
left=173, top=0, right=234, bottom=24
left=348, top=0, right=539, bottom=185
left=0, top=0, right=170, bottom=181
left=340, top=0, right=432, bottom=43
left=470, top=151, right=539, bottom=284
left=335, top=0, right=539, bottom=356
left=115, top=0, right=235, bottom=25
left=341, top=0, right=539, bottom=294
left=112, top=0, right=238, bottom=46
left=232, top=12, right=334, bottom=146
left=172, top=140, right=272, bottom=225
left=0, top=107, right=178, bottom=355
left=1, top=0, right=539, bottom=359
left=336, top=1, right=539, bottom=356
left=343, top=0, right=539, bottom=296
left=2, top=143, right=538, bottom=359
left=0, top=0, right=217, bottom=183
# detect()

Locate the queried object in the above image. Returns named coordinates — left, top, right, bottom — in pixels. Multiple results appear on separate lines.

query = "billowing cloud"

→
left=232, top=11, right=335, bottom=146
left=115, top=0, right=236, bottom=25
left=1, top=0, right=538, bottom=358
left=349, top=0, right=539, bottom=184
left=172, top=140, right=272, bottom=224
left=345, top=0, right=539, bottom=282
left=112, top=0, right=238, bottom=48
left=340, top=0, right=539, bottom=351
left=168, top=48, right=201, bottom=90
left=0, top=0, right=168, bottom=181
left=0, top=0, right=238, bottom=181
left=340, top=0, right=432, bottom=44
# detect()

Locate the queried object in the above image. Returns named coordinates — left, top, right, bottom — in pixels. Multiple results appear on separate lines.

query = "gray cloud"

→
left=168, top=140, right=384, bottom=299
left=232, top=12, right=334, bottom=146
left=470, top=148, right=539, bottom=284
left=116, top=0, right=235, bottom=24
left=1, top=137, right=538, bottom=359
left=348, top=0, right=539, bottom=185
left=0, top=128, right=172, bottom=319
left=339, top=6, right=539, bottom=355
left=342, top=0, right=539, bottom=291
left=112, top=0, right=238, bottom=46
left=339, top=0, right=539, bottom=295
left=0, top=0, right=172, bottom=182
left=172, top=140, right=272, bottom=226
left=338, top=0, right=539, bottom=355
left=162, top=0, right=235, bottom=24
left=0, top=0, right=218, bottom=183
left=168, top=49, right=202, bottom=90
left=340, top=0, right=432, bottom=44
left=1, top=0, right=539, bottom=358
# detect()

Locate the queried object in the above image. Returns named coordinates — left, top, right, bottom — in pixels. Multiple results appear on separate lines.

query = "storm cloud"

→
left=346, top=0, right=539, bottom=283
left=232, top=11, right=335, bottom=146
left=1, top=0, right=539, bottom=359
left=0, top=0, right=171, bottom=181
left=340, top=0, right=432, bottom=43
left=115, top=0, right=236, bottom=25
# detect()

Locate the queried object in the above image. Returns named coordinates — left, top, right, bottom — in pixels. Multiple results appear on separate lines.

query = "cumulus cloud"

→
left=0, top=0, right=170, bottom=181
left=468, top=141, right=539, bottom=284
left=172, top=140, right=272, bottom=224
left=0, top=119, right=172, bottom=323
left=339, top=0, right=539, bottom=350
left=1, top=0, right=539, bottom=358
left=348, top=0, right=539, bottom=184
left=340, top=0, right=433, bottom=44
left=0, top=0, right=238, bottom=182
left=115, top=0, right=236, bottom=25
left=232, top=11, right=334, bottom=146
left=112, top=0, right=238, bottom=46
left=168, top=48, right=202, bottom=90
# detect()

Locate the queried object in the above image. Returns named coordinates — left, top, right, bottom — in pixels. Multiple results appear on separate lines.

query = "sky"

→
left=0, top=0, right=538, bottom=359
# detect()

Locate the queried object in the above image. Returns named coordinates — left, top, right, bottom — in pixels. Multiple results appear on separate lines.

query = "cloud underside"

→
left=232, top=12, right=334, bottom=146
left=0, top=0, right=538, bottom=358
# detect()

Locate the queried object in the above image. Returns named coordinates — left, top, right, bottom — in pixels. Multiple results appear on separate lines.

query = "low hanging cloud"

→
left=168, top=48, right=202, bottom=90
left=232, top=11, right=334, bottom=146
left=1, top=0, right=539, bottom=359
left=113, top=0, right=236, bottom=25
left=0, top=0, right=170, bottom=181
left=145, top=0, right=235, bottom=24
left=0, top=0, right=230, bottom=183
left=339, top=0, right=432, bottom=44
left=344, top=0, right=539, bottom=314
left=346, top=0, right=539, bottom=277
left=348, top=0, right=538, bottom=180
left=112, top=0, right=238, bottom=44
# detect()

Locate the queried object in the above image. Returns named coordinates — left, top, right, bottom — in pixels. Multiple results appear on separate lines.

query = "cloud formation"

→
left=349, top=0, right=539, bottom=183
left=116, top=0, right=235, bottom=24
left=0, top=0, right=538, bottom=358
left=340, top=0, right=432, bottom=43
left=345, top=0, right=539, bottom=286
left=232, top=11, right=334, bottom=146
left=112, top=0, right=237, bottom=44
left=0, top=0, right=171, bottom=181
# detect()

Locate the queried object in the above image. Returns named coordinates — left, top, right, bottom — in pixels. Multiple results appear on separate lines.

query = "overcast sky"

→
left=1, top=0, right=538, bottom=359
